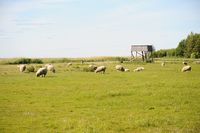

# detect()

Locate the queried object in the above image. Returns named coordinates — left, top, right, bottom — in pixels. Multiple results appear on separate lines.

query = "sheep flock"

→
left=16, top=61, right=193, bottom=78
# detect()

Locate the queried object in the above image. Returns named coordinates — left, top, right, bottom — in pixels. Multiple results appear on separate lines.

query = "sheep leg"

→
left=103, top=70, right=105, bottom=74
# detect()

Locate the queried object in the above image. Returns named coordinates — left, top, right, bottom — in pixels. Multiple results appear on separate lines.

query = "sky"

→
left=0, top=0, right=200, bottom=58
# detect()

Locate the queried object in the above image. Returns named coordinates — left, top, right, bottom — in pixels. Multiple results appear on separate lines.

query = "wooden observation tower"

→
left=131, top=45, right=155, bottom=62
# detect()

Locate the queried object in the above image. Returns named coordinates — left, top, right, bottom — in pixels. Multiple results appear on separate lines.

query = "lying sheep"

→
left=182, top=65, right=191, bottom=72
left=45, top=64, right=55, bottom=73
left=95, top=66, right=106, bottom=74
left=17, top=64, right=26, bottom=72
left=161, top=62, right=165, bottom=66
left=125, top=68, right=130, bottom=72
left=134, top=67, right=144, bottom=72
left=195, top=61, right=200, bottom=64
left=36, top=67, right=48, bottom=77
left=115, top=65, right=125, bottom=72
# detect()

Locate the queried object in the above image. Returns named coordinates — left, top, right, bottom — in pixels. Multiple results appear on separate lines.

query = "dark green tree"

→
left=176, top=32, right=200, bottom=58
left=185, top=32, right=200, bottom=58
left=176, top=39, right=186, bottom=57
left=152, top=32, right=200, bottom=58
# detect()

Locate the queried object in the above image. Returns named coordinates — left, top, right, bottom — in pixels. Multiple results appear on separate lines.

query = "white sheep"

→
left=134, top=67, right=144, bottom=72
left=17, top=64, right=26, bottom=72
left=45, top=64, right=55, bottom=73
left=161, top=62, right=165, bottom=66
left=125, top=68, right=130, bottom=72
left=95, top=66, right=106, bottom=74
left=115, top=65, right=125, bottom=72
left=195, top=61, right=200, bottom=64
left=181, top=65, right=191, bottom=72
left=36, top=67, right=48, bottom=77
left=67, top=62, right=72, bottom=66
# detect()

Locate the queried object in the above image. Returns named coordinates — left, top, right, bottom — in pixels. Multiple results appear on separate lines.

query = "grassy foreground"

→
left=0, top=62, right=200, bottom=133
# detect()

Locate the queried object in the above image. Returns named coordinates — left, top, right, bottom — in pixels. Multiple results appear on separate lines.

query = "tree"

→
left=152, top=32, right=200, bottom=58
left=176, top=32, right=200, bottom=58
left=166, top=49, right=176, bottom=57
left=176, top=39, right=186, bottom=57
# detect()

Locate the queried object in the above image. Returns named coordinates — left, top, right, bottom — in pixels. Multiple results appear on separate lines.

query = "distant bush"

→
left=116, top=57, right=129, bottom=63
left=26, top=66, right=35, bottom=72
left=146, top=59, right=153, bottom=63
left=31, top=59, right=43, bottom=64
left=7, top=58, right=43, bottom=64
left=12, top=58, right=31, bottom=64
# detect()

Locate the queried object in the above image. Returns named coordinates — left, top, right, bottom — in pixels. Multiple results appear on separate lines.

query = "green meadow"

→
left=0, top=61, right=200, bottom=133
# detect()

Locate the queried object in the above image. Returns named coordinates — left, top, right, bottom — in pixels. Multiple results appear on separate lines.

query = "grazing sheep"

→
left=45, top=64, right=55, bottom=73
left=183, top=62, right=188, bottom=65
left=134, top=67, right=144, bottom=72
left=17, top=64, right=26, bottom=72
left=125, top=68, right=130, bottom=72
left=95, top=66, right=106, bottom=74
left=36, top=67, right=48, bottom=77
left=26, top=65, right=35, bottom=72
left=88, top=65, right=97, bottom=71
left=115, top=65, right=125, bottom=72
left=181, top=65, right=191, bottom=72
left=161, top=62, right=165, bottom=66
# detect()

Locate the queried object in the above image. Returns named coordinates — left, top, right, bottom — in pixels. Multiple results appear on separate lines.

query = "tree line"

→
left=152, top=32, right=200, bottom=58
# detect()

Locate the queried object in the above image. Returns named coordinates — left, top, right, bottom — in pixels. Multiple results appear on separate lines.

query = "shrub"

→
left=31, top=59, right=43, bottom=64
left=8, top=58, right=43, bottom=64
left=116, top=57, right=129, bottom=63
left=13, top=58, right=31, bottom=64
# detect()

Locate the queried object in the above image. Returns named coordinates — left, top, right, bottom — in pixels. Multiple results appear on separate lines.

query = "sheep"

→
left=195, top=61, right=200, bottom=64
left=36, top=67, right=48, bottom=77
left=45, top=64, right=50, bottom=67
left=181, top=65, right=191, bottom=72
left=45, top=64, right=55, bottom=73
left=125, top=68, right=130, bottom=72
left=17, top=64, right=26, bottom=72
left=95, top=66, right=106, bottom=74
left=67, top=62, right=72, bottom=66
left=183, top=62, right=188, bottom=65
left=88, top=65, right=97, bottom=71
left=115, top=65, right=125, bottom=72
left=161, top=62, right=165, bottom=66
left=26, top=65, right=35, bottom=72
left=134, top=67, right=144, bottom=72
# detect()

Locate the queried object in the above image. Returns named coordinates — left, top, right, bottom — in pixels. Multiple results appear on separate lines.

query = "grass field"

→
left=0, top=61, right=200, bottom=133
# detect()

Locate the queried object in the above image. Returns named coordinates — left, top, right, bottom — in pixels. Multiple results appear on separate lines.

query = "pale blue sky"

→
left=0, top=0, right=200, bottom=58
